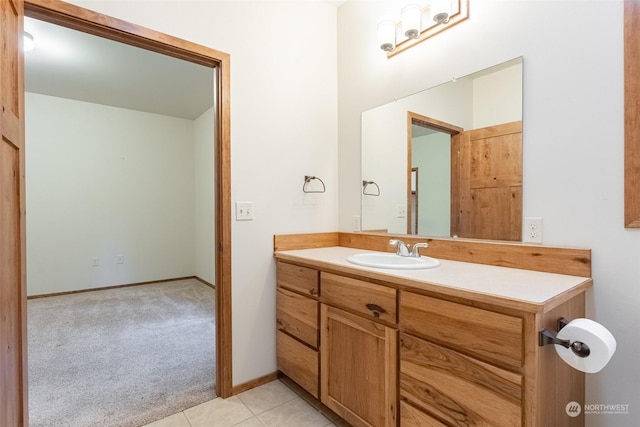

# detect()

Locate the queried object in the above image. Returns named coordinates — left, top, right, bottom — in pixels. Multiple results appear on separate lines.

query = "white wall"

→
left=26, top=92, right=196, bottom=295
left=472, top=62, right=522, bottom=128
left=338, top=1, right=637, bottom=426
left=194, top=106, right=215, bottom=284
left=66, top=0, right=339, bottom=386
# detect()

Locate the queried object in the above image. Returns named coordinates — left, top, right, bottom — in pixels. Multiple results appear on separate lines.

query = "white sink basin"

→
left=346, top=252, right=440, bottom=270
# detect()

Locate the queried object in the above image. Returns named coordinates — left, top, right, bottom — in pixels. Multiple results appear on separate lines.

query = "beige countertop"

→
left=275, top=246, right=593, bottom=313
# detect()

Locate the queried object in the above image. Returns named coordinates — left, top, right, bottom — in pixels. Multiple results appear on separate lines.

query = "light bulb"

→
left=401, top=4, right=421, bottom=39
left=377, top=19, right=396, bottom=52
left=431, top=0, right=451, bottom=24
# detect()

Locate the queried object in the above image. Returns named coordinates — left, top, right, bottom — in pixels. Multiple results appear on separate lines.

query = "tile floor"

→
left=143, top=378, right=350, bottom=427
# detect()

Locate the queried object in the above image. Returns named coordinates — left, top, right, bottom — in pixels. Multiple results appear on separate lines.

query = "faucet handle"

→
left=389, top=239, right=410, bottom=256
left=409, top=242, right=429, bottom=257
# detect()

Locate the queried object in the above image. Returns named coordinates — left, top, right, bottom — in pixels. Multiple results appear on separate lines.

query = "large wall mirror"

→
left=361, top=57, right=523, bottom=241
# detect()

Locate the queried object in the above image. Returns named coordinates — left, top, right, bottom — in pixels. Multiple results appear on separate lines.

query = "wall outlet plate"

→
left=524, top=217, right=543, bottom=243
left=352, top=215, right=361, bottom=231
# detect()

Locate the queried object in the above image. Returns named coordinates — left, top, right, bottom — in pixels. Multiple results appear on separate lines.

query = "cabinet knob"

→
left=366, top=303, right=386, bottom=318
left=309, top=288, right=318, bottom=296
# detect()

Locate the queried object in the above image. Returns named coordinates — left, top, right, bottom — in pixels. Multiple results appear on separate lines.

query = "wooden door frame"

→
left=624, top=0, right=640, bottom=227
left=23, top=0, right=233, bottom=399
left=406, top=112, right=463, bottom=234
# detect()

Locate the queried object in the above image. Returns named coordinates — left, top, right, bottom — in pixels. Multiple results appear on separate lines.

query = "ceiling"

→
left=24, top=17, right=214, bottom=120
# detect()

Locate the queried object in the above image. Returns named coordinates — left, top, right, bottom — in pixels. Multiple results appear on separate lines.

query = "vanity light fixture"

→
left=377, top=0, right=467, bottom=56
left=23, top=32, right=35, bottom=52
left=377, top=18, right=396, bottom=52
left=401, top=4, right=422, bottom=39
left=430, top=0, right=452, bottom=24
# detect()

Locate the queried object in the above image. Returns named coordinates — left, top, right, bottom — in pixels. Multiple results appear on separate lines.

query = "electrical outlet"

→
left=524, top=217, right=543, bottom=243
left=235, top=202, right=254, bottom=221
left=352, top=215, right=361, bottom=232
left=397, top=205, right=407, bottom=218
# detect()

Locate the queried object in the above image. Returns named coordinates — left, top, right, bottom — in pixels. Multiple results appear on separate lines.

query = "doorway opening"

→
left=407, top=111, right=462, bottom=237
left=21, top=0, right=232, bottom=423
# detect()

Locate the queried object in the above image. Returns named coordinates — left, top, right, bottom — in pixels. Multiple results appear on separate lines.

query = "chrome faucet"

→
left=409, top=242, right=429, bottom=257
left=389, top=239, right=429, bottom=257
left=389, top=239, right=410, bottom=256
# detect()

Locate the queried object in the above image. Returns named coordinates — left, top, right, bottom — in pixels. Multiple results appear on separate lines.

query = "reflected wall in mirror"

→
left=361, top=57, right=523, bottom=241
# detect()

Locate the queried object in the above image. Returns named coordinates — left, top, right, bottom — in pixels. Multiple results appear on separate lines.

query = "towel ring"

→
left=363, top=180, right=380, bottom=196
left=303, top=176, right=326, bottom=193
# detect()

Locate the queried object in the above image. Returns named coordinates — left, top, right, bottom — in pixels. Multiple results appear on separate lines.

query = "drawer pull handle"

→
left=366, top=303, right=386, bottom=318
left=309, top=288, right=318, bottom=296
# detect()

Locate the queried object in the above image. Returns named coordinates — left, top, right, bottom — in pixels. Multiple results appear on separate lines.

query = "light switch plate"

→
left=235, top=202, right=254, bottom=221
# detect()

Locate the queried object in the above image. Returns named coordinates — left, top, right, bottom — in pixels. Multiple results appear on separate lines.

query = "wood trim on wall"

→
left=27, top=276, right=198, bottom=299
left=273, top=232, right=591, bottom=278
left=24, top=0, right=233, bottom=398
left=274, top=232, right=340, bottom=252
left=624, top=0, right=640, bottom=228
left=338, top=232, right=591, bottom=277
left=231, top=371, right=280, bottom=395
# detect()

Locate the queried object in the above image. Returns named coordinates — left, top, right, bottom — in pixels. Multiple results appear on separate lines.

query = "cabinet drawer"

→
left=400, top=291, right=523, bottom=368
left=400, top=333, right=522, bottom=426
left=277, top=330, right=319, bottom=398
left=277, top=287, right=318, bottom=348
left=400, top=401, right=448, bottom=427
left=321, top=272, right=397, bottom=324
left=277, top=262, right=319, bottom=297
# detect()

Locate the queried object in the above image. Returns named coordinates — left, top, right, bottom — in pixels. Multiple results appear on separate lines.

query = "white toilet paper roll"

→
left=555, top=318, right=616, bottom=373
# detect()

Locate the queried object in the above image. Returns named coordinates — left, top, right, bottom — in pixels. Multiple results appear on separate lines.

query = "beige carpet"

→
left=28, top=278, right=216, bottom=427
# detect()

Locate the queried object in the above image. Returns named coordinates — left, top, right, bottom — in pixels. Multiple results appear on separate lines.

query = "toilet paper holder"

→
left=538, top=317, right=591, bottom=358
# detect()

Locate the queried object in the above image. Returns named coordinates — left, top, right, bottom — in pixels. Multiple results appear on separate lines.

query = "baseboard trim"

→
left=194, top=276, right=216, bottom=290
left=231, top=371, right=280, bottom=395
left=27, top=276, right=202, bottom=299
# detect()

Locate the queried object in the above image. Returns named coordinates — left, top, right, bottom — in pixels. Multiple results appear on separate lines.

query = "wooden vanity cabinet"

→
left=276, top=262, right=320, bottom=398
left=276, top=256, right=586, bottom=427
left=276, top=262, right=398, bottom=426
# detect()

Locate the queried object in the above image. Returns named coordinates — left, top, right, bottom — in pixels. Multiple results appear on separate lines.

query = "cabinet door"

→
left=321, top=305, right=397, bottom=427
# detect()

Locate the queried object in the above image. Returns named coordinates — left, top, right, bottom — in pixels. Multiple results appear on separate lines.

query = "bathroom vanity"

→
left=274, top=233, right=592, bottom=427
